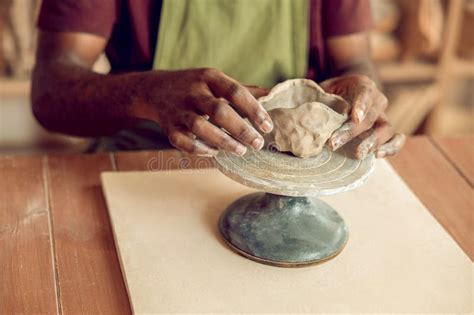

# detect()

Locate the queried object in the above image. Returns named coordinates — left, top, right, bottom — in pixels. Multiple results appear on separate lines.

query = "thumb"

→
left=245, top=85, right=269, bottom=99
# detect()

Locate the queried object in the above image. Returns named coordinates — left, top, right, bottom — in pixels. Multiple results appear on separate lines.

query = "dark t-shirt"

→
left=38, top=0, right=372, bottom=81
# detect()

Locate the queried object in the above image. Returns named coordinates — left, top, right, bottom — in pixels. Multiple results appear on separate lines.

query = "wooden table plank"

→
left=388, top=136, right=474, bottom=260
left=114, top=150, right=182, bottom=171
left=46, top=154, right=130, bottom=314
left=115, top=150, right=214, bottom=171
left=0, top=156, right=58, bottom=314
left=431, top=135, right=474, bottom=186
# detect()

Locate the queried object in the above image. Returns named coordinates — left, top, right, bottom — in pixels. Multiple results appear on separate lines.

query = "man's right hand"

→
left=135, top=68, right=273, bottom=156
left=32, top=31, right=272, bottom=156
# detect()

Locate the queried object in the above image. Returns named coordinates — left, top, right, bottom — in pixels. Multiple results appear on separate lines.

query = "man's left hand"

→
left=320, top=74, right=405, bottom=159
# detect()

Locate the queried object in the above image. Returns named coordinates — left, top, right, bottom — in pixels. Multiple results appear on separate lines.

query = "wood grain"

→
left=46, top=154, right=131, bottom=314
left=388, top=136, right=474, bottom=260
left=431, top=135, right=474, bottom=186
left=0, top=156, right=58, bottom=314
left=114, top=150, right=182, bottom=171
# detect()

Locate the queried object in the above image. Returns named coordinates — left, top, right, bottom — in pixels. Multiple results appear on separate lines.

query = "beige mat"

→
left=101, top=160, right=472, bottom=314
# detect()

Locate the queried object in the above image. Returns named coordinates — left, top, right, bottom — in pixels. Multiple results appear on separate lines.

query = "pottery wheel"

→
left=214, top=144, right=375, bottom=267
left=215, top=144, right=375, bottom=197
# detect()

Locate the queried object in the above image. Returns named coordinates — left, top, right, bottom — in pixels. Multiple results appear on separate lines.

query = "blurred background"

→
left=0, top=0, right=473, bottom=155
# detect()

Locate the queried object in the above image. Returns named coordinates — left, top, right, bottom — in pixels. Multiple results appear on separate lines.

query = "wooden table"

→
left=1, top=135, right=472, bottom=314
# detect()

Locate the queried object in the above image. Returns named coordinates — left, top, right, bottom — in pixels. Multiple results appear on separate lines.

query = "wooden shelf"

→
left=386, top=84, right=439, bottom=134
left=451, top=58, right=474, bottom=78
left=377, top=62, right=438, bottom=83
left=0, top=79, right=31, bottom=97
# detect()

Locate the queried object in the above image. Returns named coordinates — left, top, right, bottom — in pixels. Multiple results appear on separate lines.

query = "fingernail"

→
left=234, top=144, right=247, bottom=156
left=358, top=146, right=375, bottom=160
left=207, top=148, right=220, bottom=156
left=359, top=136, right=376, bottom=156
left=330, top=131, right=350, bottom=150
left=260, top=119, right=273, bottom=133
left=197, top=148, right=219, bottom=157
left=355, top=109, right=365, bottom=123
left=194, top=141, right=214, bottom=155
left=330, top=138, right=343, bottom=151
left=376, top=149, right=386, bottom=158
left=197, top=152, right=217, bottom=157
left=358, top=148, right=368, bottom=160
left=251, top=137, right=264, bottom=150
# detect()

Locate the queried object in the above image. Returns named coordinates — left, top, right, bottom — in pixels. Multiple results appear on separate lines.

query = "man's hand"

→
left=32, top=32, right=273, bottom=156
left=320, top=74, right=405, bottom=159
left=137, top=68, right=273, bottom=156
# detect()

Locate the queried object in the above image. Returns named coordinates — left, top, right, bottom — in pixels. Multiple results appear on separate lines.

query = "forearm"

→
left=31, top=61, right=155, bottom=137
left=329, top=57, right=381, bottom=88
left=325, top=33, right=381, bottom=88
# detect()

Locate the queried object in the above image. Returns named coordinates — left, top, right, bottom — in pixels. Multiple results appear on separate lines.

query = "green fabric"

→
left=154, top=0, right=309, bottom=88
left=93, top=0, right=309, bottom=152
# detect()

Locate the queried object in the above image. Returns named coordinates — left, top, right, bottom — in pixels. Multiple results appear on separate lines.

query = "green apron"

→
left=94, top=0, right=309, bottom=152
left=155, top=0, right=308, bottom=88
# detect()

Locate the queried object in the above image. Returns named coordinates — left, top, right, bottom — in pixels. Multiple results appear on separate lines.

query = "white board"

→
left=101, top=160, right=472, bottom=314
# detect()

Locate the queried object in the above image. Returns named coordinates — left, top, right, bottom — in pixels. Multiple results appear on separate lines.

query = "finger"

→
left=168, top=128, right=219, bottom=156
left=355, top=122, right=393, bottom=159
left=375, top=133, right=406, bottom=158
left=202, top=69, right=273, bottom=133
left=245, top=85, right=269, bottom=99
left=374, top=121, right=395, bottom=149
left=359, top=92, right=388, bottom=129
left=329, top=97, right=386, bottom=151
left=351, top=88, right=372, bottom=123
left=193, top=93, right=265, bottom=150
left=318, top=77, right=337, bottom=91
left=354, top=129, right=377, bottom=160
left=181, top=111, right=249, bottom=155
left=328, top=121, right=355, bottom=151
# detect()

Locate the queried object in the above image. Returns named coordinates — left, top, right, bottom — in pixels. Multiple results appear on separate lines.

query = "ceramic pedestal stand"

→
left=215, top=145, right=375, bottom=267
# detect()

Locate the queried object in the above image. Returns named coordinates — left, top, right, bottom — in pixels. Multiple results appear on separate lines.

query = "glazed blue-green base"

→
left=219, top=192, right=348, bottom=267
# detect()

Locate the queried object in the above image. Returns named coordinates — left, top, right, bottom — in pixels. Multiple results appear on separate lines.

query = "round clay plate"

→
left=215, top=143, right=375, bottom=197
